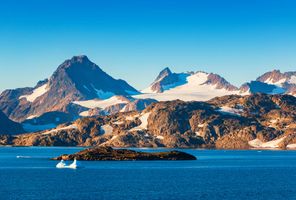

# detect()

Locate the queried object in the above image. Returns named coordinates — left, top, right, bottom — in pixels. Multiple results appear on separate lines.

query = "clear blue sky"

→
left=1, top=0, right=296, bottom=92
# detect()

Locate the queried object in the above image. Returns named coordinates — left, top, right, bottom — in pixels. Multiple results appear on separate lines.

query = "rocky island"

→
left=52, top=146, right=196, bottom=161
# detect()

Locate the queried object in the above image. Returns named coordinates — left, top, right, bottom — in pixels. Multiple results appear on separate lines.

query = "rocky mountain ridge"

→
left=1, top=93, right=295, bottom=150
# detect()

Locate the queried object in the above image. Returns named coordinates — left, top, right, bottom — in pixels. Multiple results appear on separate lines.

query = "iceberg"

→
left=56, top=160, right=67, bottom=168
left=56, top=159, right=82, bottom=169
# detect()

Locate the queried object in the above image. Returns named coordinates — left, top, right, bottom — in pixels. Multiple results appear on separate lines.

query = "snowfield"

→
left=19, top=84, right=49, bottom=102
left=136, top=72, right=239, bottom=101
left=73, top=96, right=130, bottom=109
left=100, top=124, right=113, bottom=135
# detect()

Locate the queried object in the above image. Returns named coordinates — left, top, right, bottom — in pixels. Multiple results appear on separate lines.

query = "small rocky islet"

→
left=52, top=146, right=197, bottom=161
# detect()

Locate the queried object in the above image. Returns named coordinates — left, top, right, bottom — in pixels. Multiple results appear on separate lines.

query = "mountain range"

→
left=0, top=55, right=295, bottom=135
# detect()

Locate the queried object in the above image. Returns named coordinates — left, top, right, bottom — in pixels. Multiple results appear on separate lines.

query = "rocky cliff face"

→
left=3, top=93, right=295, bottom=149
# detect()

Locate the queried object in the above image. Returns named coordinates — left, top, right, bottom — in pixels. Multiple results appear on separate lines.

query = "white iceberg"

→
left=56, top=159, right=82, bottom=169
left=56, top=160, right=67, bottom=168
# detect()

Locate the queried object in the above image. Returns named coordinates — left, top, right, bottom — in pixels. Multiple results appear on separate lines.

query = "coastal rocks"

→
left=52, top=146, right=197, bottom=161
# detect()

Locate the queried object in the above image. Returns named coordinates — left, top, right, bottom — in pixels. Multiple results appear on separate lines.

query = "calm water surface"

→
left=0, top=147, right=296, bottom=200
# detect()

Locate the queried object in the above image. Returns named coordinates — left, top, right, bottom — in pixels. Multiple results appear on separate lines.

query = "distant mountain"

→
left=0, top=111, right=24, bottom=135
left=256, top=70, right=296, bottom=95
left=138, top=68, right=239, bottom=101
left=0, top=55, right=140, bottom=131
left=239, top=70, right=296, bottom=95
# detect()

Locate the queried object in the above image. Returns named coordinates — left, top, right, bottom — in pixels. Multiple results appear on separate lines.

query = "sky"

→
left=0, top=0, right=296, bottom=92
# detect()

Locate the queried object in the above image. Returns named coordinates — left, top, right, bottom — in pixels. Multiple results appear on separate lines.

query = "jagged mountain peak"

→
left=155, top=67, right=172, bottom=82
left=49, top=55, right=139, bottom=99
left=53, top=55, right=101, bottom=74
left=65, top=55, right=92, bottom=66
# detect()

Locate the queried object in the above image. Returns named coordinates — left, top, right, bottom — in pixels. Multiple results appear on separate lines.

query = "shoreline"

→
left=1, top=145, right=296, bottom=151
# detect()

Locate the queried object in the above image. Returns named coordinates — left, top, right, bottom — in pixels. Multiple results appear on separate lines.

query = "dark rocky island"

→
left=52, top=146, right=196, bottom=161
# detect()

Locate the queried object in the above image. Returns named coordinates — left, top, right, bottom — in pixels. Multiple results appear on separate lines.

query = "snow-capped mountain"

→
left=141, top=67, right=184, bottom=93
left=256, top=70, right=296, bottom=95
left=240, top=70, right=296, bottom=95
left=0, top=55, right=140, bottom=131
left=138, top=68, right=239, bottom=101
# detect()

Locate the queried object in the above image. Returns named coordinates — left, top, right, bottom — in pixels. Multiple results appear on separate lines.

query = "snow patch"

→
left=90, top=84, right=114, bottom=99
left=26, top=115, right=38, bottom=120
left=289, top=75, right=296, bottom=84
left=126, top=114, right=139, bottom=121
left=79, top=111, right=90, bottom=117
left=19, top=84, right=49, bottom=102
left=113, top=121, right=124, bottom=125
left=42, top=125, right=77, bottom=135
left=248, top=137, right=286, bottom=149
left=270, top=119, right=277, bottom=124
left=218, top=106, right=242, bottom=116
left=195, top=132, right=202, bottom=136
left=100, top=124, right=113, bottom=135
left=156, top=135, right=164, bottom=140
left=287, top=144, right=296, bottom=149
left=130, top=112, right=150, bottom=131
left=110, top=135, right=118, bottom=140
left=141, top=86, right=157, bottom=94
left=264, top=77, right=286, bottom=86
left=73, top=96, right=129, bottom=109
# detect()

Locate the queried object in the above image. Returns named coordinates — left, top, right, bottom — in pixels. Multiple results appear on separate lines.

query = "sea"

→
left=0, top=147, right=296, bottom=200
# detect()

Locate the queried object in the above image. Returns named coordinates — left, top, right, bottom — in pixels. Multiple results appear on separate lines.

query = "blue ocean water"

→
left=1, top=147, right=296, bottom=200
